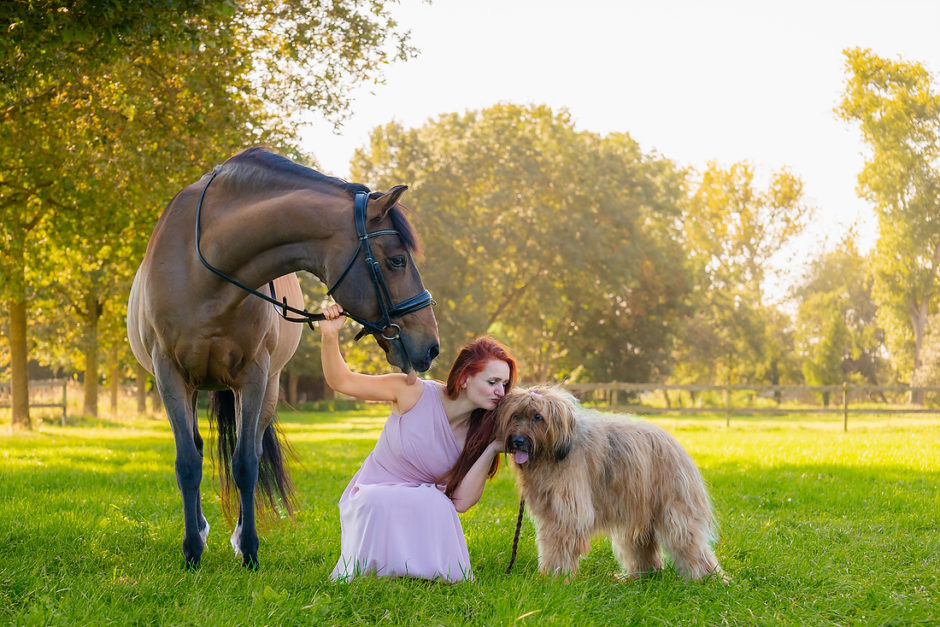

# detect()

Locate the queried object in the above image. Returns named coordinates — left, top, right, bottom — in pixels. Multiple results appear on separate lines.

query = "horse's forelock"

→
left=388, top=205, right=420, bottom=253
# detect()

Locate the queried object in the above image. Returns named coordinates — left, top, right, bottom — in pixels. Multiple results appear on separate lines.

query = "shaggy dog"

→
left=496, top=386, right=722, bottom=581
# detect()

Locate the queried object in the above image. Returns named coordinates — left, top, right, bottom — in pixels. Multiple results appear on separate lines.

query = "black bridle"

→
left=194, top=168, right=434, bottom=343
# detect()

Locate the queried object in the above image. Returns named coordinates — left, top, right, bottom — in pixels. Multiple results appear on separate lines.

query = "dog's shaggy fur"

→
left=496, top=386, right=722, bottom=581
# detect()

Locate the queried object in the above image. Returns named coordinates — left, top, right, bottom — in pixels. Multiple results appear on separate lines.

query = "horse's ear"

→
left=370, top=185, right=408, bottom=221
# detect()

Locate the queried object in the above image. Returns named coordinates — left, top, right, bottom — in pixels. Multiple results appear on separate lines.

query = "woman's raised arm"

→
left=319, top=303, right=421, bottom=410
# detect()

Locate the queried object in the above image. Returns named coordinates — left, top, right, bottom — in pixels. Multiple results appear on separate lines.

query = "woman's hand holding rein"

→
left=318, top=302, right=347, bottom=336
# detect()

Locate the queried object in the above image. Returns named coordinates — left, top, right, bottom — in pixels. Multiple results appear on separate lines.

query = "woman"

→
left=319, top=303, right=517, bottom=583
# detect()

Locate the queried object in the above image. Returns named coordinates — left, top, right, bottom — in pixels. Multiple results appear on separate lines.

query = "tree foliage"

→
left=792, top=239, right=888, bottom=392
left=350, top=104, right=689, bottom=382
left=673, top=162, right=810, bottom=384
left=1, top=0, right=414, bottom=424
left=838, top=48, right=940, bottom=387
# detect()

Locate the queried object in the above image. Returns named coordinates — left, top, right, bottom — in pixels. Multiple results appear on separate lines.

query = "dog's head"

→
left=495, top=385, right=576, bottom=467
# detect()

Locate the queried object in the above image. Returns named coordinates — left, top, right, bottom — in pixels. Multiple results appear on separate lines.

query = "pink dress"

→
left=331, top=380, right=472, bottom=582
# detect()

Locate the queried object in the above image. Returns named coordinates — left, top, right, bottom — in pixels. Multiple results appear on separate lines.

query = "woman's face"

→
left=462, top=359, right=511, bottom=410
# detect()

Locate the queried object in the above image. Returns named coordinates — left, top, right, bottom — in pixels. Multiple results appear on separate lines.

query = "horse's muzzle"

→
left=411, top=342, right=439, bottom=373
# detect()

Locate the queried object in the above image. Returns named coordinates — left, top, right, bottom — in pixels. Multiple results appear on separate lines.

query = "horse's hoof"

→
left=242, top=554, right=259, bottom=570
left=183, top=539, right=204, bottom=569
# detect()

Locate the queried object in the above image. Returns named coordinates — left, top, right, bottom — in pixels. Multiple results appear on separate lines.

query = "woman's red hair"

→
left=440, top=336, right=517, bottom=498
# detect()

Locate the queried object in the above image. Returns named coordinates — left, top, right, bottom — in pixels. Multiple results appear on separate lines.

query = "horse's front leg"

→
left=231, top=361, right=269, bottom=569
left=153, top=355, right=206, bottom=568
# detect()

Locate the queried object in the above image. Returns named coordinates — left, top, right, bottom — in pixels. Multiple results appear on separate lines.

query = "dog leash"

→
left=504, top=497, right=526, bottom=574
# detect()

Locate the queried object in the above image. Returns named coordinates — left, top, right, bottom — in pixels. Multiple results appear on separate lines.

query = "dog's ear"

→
left=554, top=433, right=572, bottom=462
left=546, top=388, right=575, bottom=462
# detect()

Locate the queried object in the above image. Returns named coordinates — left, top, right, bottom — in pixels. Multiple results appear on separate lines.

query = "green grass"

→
left=1, top=409, right=938, bottom=626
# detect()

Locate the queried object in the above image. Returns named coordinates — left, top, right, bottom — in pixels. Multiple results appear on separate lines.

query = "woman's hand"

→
left=318, top=302, right=346, bottom=336
left=451, top=439, right=505, bottom=513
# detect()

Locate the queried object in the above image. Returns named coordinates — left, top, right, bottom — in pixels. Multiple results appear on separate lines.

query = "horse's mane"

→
left=219, top=147, right=419, bottom=252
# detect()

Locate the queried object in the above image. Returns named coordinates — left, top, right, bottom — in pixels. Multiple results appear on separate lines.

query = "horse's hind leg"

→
left=192, top=414, right=209, bottom=546
left=153, top=355, right=206, bottom=568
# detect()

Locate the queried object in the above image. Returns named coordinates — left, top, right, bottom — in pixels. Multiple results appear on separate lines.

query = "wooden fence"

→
left=4, top=379, right=939, bottom=432
left=0, top=378, right=68, bottom=426
left=565, top=382, right=940, bottom=431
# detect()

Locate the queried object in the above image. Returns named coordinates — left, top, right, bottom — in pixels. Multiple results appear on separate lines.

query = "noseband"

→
left=194, top=168, right=434, bottom=343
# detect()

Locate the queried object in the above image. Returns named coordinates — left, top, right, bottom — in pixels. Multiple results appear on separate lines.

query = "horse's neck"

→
left=205, top=187, right=347, bottom=290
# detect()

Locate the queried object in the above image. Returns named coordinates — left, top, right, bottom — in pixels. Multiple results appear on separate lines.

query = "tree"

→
left=912, top=314, right=940, bottom=402
left=350, top=104, right=688, bottom=382
left=674, top=162, right=810, bottom=384
left=792, top=239, right=888, bottom=398
left=838, top=48, right=940, bottom=400
left=2, top=2, right=231, bottom=427
left=1, top=1, right=415, bottom=425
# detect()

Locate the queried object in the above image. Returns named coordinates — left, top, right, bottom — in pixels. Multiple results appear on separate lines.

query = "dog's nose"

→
left=510, top=435, right=527, bottom=450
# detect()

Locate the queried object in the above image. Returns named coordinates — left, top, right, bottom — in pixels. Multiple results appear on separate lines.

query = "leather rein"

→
left=193, top=168, right=434, bottom=343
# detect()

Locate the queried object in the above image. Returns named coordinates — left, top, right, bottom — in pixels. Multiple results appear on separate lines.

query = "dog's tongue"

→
left=513, top=450, right=529, bottom=465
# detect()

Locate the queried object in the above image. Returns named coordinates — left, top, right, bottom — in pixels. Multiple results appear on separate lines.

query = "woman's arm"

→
left=319, top=304, right=421, bottom=408
left=449, top=440, right=503, bottom=513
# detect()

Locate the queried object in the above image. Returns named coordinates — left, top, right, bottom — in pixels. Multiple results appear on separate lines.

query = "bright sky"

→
left=300, top=0, right=940, bottom=297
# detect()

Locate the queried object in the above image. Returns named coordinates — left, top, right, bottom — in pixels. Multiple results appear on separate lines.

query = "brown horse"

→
left=126, top=148, right=439, bottom=569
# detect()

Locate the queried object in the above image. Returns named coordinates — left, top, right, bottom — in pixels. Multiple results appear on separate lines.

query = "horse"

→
left=126, top=147, right=439, bottom=569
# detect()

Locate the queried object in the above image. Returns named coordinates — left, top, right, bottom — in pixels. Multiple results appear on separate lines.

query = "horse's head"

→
left=326, top=185, right=440, bottom=374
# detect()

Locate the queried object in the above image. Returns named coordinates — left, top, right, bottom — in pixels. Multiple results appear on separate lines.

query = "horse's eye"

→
left=386, top=255, right=406, bottom=269
left=533, top=413, right=543, bottom=422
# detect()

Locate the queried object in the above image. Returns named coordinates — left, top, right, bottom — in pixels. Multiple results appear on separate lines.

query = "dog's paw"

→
left=612, top=569, right=662, bottom=583
left=709, top=565, right=731, bottom=586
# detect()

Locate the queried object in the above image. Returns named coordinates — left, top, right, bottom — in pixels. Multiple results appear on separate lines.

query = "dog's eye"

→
left=533, top=413, right=543, bottom=422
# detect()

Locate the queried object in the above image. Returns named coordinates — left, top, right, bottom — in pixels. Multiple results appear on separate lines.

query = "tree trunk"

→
left=109, top=346, right=120, bottom=416
left=909, top=298, right=929, bottom=405
left=286, top=369, right=299, bottom=405
left=82, top=291, right=102, bottom=417
left=8, top=293, right=31, bottom=430
left=136, top=362, right=147, bottom=414
left=7, top=238, right=31, bottom=429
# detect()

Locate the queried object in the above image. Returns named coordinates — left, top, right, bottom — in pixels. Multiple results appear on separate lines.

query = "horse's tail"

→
left=208, top=390, right=296, bottom=525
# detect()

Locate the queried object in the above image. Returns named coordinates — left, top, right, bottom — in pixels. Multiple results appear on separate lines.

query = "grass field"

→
left=1, top=407, right=938, bottom=625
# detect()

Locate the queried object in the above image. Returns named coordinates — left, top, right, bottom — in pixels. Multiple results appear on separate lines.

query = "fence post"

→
left=61, top=379, right=68, bottom=427
left=842, top=381, right=848, bottom=432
